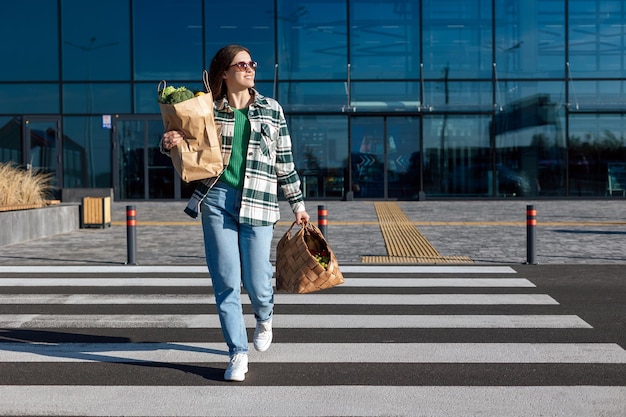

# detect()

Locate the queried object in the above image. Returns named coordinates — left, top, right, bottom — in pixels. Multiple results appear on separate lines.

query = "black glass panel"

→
left=62, top=0, right=130, bottom=81
left=0, top=84, right=60, bottom=114
left=0, top=117, right=21, bottom=163
left=350, top=0, right=420, bottom=80
left=288, top=115, right=348, bottom=199
left=569, top=0, right=626, bottom=77
left=63, top=116, right=112, bottom=188
left=422, top=0, right=492, bottom=79
left=351, top=82, right=421, bottom=112
left=278, top=82, right=347, bottom=112
left=386, top=117, right=421, bottom=200
left=133, top=0, right=203, bottom=81
left=147, top=119, right=175, bottom=199
left=277, top=0, right=347, bottom=80
left=63, top=84, right=131, bottom=114
left=0, top=1, right=58, bottom=81
left=423, top=80, right=491, bottom=111
left=26, top=119, right=60, bottom=190
left=423, top=115, right=492, bottom=196
left=495, top=0, right=565, bottom=79
left=493, top=83, right=566, bottom=196
left=116, top=119, right=146, bottom=199
left=351, top=117, right=385, bottom=198
left=135, top=79, right=203, bottom=114
left=569, top=114, right=626, bottom=196
left=205, top=1, right=275, bottom=82
left=570, top=80, right=626, bottom=110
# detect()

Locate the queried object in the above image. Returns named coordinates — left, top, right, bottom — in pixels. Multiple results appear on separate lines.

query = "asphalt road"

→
left=0, top=264, right=624, bottom=416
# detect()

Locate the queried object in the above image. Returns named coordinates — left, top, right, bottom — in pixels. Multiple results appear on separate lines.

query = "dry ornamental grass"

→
left=0, top=162, right=53, bottom=209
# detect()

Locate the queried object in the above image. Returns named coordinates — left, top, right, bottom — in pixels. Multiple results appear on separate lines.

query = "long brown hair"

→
left=208, top=44, right=252, bottom=99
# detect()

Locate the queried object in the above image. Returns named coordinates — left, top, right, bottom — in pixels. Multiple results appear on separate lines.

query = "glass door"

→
left=115, top=117, right=174, bottom=199
left=351, top=117, right=386, bottom=198
left=114, top=116, right=196, bottom=200
left=350, top=116, right=420, bottom=199
left=23, top=117, right=62, bottom=197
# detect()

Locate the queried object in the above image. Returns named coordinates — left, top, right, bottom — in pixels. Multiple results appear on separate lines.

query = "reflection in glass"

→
left=26, top=120, right=60, bottom=190
left=422, top=0, right=492, bottom=79
left=279, top=82, right=347, bottom=112
left=569, top=115, right=626, bottom=196
left=423, top=80, right=491, bottom=111
left=496, top=81, right=564, bottom=113
left=569, top=0, right=626, bottom=77
left=351, top=82, right=420, bottom=112
left=423, top=115, right=491, bottom=196
left=494, top=0, right=565, bottom=79
left=1, top=0, right=625, bottom=202
left=0, top=117, right=21, bottom=163
left=116, top=119, right=176, bottom=199
left=350, top=116, right=420, bottom=199
left=288, top=115, right=348, bottom=199
left=386, top=117, right=421, bottom=199
left=63, top=116, right=112, bottom=188
left=277, top=0, right=347, bottom=80
left=494, top=92, right=566, bottom=196
left=62, top=0, right=129, bottom=81
left=352, top=117, right=385, bottom=198
left=350, top=0, right=420, bottom=80
left=63, top=132, right=89, bottom=189
left=133, top=0, right=203, bottom=80
left=570, top=81, right=626, bottom=110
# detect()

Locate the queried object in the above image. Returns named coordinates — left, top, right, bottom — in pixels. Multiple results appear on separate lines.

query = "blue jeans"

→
left=201, top=182, right=274, bottom=356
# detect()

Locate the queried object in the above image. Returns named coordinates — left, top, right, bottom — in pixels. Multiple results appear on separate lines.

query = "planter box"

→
left=0, top=204, right=80, bottom=246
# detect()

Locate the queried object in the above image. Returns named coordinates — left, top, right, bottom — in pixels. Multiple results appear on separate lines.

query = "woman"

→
left=161, top=45, right=309, bottom=382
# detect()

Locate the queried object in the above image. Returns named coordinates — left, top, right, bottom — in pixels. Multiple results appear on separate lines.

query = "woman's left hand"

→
left=295, top=211, right=310, bottom=225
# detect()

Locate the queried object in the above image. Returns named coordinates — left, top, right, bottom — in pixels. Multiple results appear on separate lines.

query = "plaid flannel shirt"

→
left=183, top=90, right=305, bottom=225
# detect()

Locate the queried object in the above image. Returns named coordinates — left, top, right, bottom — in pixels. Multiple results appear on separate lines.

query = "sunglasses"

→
left=229, top=61, right=258, bottom=71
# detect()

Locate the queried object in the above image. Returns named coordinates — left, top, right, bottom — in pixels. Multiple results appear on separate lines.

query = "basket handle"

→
left=303, top=220, right=324, bottom=237
left=283, top=220, right=316, bottom=240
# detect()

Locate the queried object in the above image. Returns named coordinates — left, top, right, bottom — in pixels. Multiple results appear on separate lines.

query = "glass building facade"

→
left=1, top=0, right=625, bottom=201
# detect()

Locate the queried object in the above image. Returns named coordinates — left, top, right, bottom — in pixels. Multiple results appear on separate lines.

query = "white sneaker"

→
left=224, top=353, right=248, bottom=382
left=253, top=319, right=273, bottom=352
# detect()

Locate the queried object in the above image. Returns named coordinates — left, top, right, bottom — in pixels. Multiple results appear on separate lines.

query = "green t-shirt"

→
left=220, top=107, right=250, bottom=190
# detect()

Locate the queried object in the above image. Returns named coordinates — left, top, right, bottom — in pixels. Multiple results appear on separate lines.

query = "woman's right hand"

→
left=161, top=130, right=184, bottom=150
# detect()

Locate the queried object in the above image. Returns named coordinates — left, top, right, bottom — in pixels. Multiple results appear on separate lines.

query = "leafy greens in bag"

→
left=158, top=85, right=204, bottom=104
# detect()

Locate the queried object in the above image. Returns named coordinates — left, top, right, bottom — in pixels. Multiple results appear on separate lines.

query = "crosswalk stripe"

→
left=0, top=265, right=517, bottom=274
left=1, top=342, right=624, bottom=363
left=0, top=264, right=621, bottom=417
left=0, top=314, right=590, bottom=329
left=0, top=277, right=535, bottom=287
left=1, top=386, right=624, bottom=417
left=0, top=292, right=550, bottom=305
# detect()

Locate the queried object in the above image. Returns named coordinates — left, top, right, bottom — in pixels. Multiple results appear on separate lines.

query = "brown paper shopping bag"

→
left=158, top=70, right=223, bottom=182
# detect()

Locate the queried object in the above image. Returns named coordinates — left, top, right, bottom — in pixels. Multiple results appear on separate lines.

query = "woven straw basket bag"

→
left=275, top=221, right=344, bottom=294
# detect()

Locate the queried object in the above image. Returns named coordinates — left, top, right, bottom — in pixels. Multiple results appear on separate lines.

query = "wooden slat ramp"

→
left=361, top=202, right=473, bottom=264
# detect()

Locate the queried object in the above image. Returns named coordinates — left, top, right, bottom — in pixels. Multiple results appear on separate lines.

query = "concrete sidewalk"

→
left=0, top=199, right=624, bottom=266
